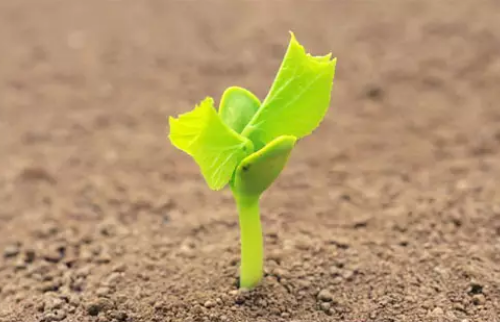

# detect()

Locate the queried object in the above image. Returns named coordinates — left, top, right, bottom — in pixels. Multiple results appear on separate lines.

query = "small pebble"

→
left=14, top=259, right=27, bottom=270
left=331, top=276, right=344, bottom=284
left=112, top=263, right=127, bottom=272
left=4, top=244, right=20, bottom=258
left=432, top=307, right=444, bottom=316
left=297, top=279, right=311, bottom=289
left=272, top=268, right=288, bottom=278
left=328, top=237, right=350, bottom=249
left=39, top=280, right=61, bottom=293
left=41, top=310, right=67, bottom=322
left=270, top=307, right=282, bottom=315
left=70, top=277, right=85, bottom=292
left=97, top=316, right=108, bottom=322
left=154, top=301, right=165, bottom=311
left=267, top=250, right=282, bottom=262
left=96, top=287, right=111, bottom=297
left=34, top=223, right=59, bottom=239
left=192, top=304, right=204, bottom=315
left=45, top=297, right=65, bottom=310
left=235, top=296, right=246, bottom=305
left=76, top=266, right=91, bottom=278
left=342, top=270, right=355, bottom=281
left=472, top=294, right=486, bottom=305
left=317, top=289, right=333, bottom=302
left=43, top=248, right=64, bottom=263
left=110, top=310, right=128, bottom=321
left=204, top=300, right=216, bottom=308
left=104, top=272, right=122, bottom=286
left=320, top=302, right=331, bottom=313
left=330, top=266, right=342, bottom=276
left=95, top=253, right=112, bottom=264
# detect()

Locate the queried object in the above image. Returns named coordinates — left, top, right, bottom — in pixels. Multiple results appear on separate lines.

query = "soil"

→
left=1, top=1, right=500, bottom=321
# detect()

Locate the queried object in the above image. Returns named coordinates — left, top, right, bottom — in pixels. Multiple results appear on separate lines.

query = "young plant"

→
left=168, top=32, right=337, bottom=290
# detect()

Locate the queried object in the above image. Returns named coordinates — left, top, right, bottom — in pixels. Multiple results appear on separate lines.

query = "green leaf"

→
left=241, top=32, right=337, bottom=148
left=219, top=86, right=261, bottom=134
left=231, top=135, right=297, bottom=197
left=168, top=97, right=254, bottom=190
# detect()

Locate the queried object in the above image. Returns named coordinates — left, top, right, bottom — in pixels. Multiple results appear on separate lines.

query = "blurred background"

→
left=1, top=1, right=499, bottom=321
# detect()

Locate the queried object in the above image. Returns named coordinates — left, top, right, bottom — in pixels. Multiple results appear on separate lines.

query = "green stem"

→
left=233, top=193, right=263, bottom=289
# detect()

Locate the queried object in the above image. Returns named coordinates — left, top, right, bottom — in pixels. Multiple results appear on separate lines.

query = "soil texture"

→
left=1, top=1, right=500, bottom=321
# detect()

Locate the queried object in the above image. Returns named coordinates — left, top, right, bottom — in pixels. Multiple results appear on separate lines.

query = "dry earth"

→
left=1, top=1, right=499, bottom=321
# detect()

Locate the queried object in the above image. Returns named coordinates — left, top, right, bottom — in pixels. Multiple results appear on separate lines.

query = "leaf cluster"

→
left=169, top=32, right=337, bottom=192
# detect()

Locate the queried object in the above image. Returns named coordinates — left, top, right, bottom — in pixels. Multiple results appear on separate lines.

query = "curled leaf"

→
left=219, top=86, right=261, bottom=134
left=169, top=97, right=254, bottom=190
left=231, top=135, right=296, bottom=196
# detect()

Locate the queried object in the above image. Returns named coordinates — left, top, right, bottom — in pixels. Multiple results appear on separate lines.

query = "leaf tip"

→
left=288, top=31, right=337, bottom=66
left=167, top=115, right=177, bottom=125
left=288, top=30, right=302, bottom=50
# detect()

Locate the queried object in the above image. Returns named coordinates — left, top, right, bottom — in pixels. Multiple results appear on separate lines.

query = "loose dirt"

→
left=1, top=1, right=499, bottom=321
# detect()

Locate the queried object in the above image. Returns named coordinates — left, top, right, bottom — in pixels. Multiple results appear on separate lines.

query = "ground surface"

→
left=1, top=1, right=499, bottom=321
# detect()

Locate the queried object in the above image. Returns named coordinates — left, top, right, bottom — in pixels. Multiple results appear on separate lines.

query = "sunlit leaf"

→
left=242, top=32, right=337, bottom=148
left=169, top=97, right=254, bottom=190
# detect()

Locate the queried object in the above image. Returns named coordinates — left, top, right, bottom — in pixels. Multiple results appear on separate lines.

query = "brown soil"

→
left=1, top=1, right=500, bottom=321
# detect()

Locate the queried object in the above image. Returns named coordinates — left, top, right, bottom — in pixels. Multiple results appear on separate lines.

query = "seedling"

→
left=168, top=32, right=337, bottom=290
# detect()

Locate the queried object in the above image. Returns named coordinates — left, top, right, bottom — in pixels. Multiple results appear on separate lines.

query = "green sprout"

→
left=168, top=32, right=337, bottom=290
